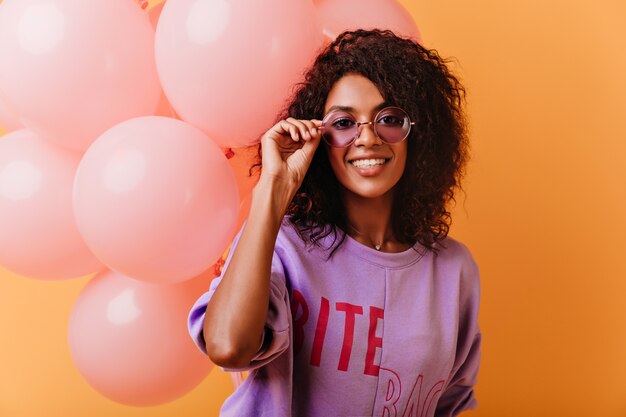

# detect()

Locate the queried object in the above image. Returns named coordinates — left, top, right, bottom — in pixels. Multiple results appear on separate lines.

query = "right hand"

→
left=259, top=117, right=323, bottom=190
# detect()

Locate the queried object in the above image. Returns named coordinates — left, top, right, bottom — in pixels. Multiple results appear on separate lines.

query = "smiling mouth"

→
left=348, top=158, right=390, bottom=168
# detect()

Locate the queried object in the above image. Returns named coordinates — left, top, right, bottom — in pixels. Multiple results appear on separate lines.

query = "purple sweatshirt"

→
left=188, top=217, right=481, bottom=417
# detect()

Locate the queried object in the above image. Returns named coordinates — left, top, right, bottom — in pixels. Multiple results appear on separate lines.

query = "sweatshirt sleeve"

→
left=187, top=222, right=291, bottom=372
left=435, top=246, right=482, bottom=416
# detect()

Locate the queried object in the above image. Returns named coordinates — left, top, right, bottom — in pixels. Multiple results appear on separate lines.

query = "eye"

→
left=331, top=118, right=356, bottom=130
left=377, top=114, right=404, bottom=127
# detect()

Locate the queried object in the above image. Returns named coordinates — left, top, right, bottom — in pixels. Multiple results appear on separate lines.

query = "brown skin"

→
left=270, top=29, right=468, bottom=255
left=203, top=74, right=408, bottom=368
left=324, top=73, right=409, bottom=253
left=202, top=115, right=323, bottom=368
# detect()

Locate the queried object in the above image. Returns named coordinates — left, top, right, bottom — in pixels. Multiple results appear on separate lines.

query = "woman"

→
left=188, top=29, right=481, bottom=417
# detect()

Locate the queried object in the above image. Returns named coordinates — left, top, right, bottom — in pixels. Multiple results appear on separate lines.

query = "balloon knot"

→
left=224, top=148, right=235, bottom=159
left=214, top=256, right=226, bottom=277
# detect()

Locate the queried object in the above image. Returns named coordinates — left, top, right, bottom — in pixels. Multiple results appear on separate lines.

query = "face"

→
left=323, top=73, right=408, bottom=199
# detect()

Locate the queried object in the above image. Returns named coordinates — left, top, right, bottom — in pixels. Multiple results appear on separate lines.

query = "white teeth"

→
left=350, top=158, right=387, bottom=168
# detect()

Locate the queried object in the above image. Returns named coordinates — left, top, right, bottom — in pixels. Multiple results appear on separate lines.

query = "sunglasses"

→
left=320, top=106, right=415, bottom=148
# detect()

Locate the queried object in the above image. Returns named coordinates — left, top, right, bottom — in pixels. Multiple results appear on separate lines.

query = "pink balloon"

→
left=0, top=92, right=22, bottom=132
left=68, top=268, right=214, bottom=406
left=0, top=129, right=103, bottom=280
left=0, top=0, right=161, bottom=152
left=316, top=0, right=422, bottom=43
left=73, top=116, right=239, bottom=284
left=154, top=0, right=324, bottom=148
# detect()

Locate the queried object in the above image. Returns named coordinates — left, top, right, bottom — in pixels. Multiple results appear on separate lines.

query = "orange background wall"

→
left=1, top=0, right=625, bottom=416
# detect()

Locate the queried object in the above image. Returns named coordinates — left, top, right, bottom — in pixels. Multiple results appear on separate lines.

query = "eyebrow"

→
left=326, top=101, right=390, bottom=114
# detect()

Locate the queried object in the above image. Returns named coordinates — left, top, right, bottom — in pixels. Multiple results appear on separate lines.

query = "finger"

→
left=300, top=119, right=317, bottom=130
left=277, top=120, right=300, bottom=141
left=299, top=119, right=319, bottom=138
left=297, top=119, right=323, bottom=139
left=286, top=117, right=312, bottom=141
left=286, top=117, right=311, bottom=141
left=308, top=119, right=322, bottom=137
left=289, top=123, right=300, bottom=141
left=300, top=131, right=321, bottom=160
left=309, top=119, right=323, bottom=137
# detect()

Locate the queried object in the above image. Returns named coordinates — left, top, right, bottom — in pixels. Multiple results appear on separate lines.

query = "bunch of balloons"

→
left=0, top=0, right=419, bottom=407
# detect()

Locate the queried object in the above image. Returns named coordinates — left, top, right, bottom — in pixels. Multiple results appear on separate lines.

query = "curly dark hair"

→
left=250, top=28, right=469, bottom=259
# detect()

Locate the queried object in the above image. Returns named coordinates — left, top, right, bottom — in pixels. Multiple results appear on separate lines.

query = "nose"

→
left=354, top=122, right=382, bottom=147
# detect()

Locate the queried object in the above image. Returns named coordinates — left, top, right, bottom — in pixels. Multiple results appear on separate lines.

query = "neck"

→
left=341, top=187, right=395, bottom=250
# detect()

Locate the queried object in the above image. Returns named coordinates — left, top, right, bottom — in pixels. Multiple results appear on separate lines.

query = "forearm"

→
left=202, top=176, right=293, bottom=368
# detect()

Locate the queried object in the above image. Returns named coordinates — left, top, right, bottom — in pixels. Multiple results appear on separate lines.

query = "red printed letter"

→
left=364, top=306, right=384, bottom=376
left=290, top=289, right=308, bottom=356
left=336, top=302, right=363, bottom=371
left=400, top=374, right=423, bottom=417
left=400, top=375, right=445, bottom=417
left=379, top=367, right=402, bottom=417
left=310, top=296, right=330, bottom=367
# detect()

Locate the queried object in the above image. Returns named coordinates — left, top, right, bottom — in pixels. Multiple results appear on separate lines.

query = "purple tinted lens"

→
left=374, top=107, right=410, bottom=143
left=321, top=107, right=411, bottom=147
left=321, top=111, right=357, bottom=147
